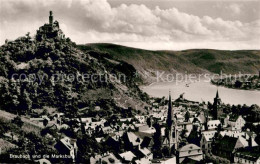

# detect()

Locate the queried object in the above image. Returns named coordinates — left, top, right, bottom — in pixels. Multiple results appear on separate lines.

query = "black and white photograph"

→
left=0, top=0, right=260, bottom=163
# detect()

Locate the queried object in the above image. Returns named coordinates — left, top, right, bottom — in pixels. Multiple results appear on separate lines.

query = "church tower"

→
left=49, top=11, right=53, bottom=25
left=166, top=91, right=174, bottom=148
left=213, top=89, right=222, bottom=119
left=166, top=91, right=179, bottom=153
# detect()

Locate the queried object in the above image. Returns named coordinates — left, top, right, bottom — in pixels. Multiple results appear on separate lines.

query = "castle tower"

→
left=49, top=11, right=53, bottom=25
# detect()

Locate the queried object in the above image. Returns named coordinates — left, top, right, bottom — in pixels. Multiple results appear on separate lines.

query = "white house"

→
left=200, top=130, right=217, bottom=154
left=119, top=151, right=136, bottom=162
left=176, top=114, right=185, bottom=123
left=207, top=120, right=221, bottom=130
left=55, top=137, right=77, bottom=162
left=90, top=152, right=120, bottom=164
left=135, top=115, right=146, bottom=124
left=81, top=117, right=92, bottom=123
left=225, top=115, right=246, bottom=131
left=102, top=126, right=114, bottom=134
left=177, top=144, right=203, bottom=163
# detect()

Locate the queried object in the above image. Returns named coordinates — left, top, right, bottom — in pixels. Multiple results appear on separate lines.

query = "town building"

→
left=212, top=135, right=256, bottom=162
left=207, top=120, right=221, bottom=130
left=224, top=115, right=246, bottom=131
left=122, top=132, right=143, bottom=151
left=90, top=152, right=120, bottom=164
left=234, top=146, right=260, bottom=164
left=200, top=130, right=217, bottom=154
left=54, top=137, right=77, bottom=162
left=119, top=151, right=136, bottom=163
left=177, top=144, right=203, bottom=163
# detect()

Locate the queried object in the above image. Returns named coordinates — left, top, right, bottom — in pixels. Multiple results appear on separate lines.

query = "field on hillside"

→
left=0, top=110, right=43, bottom=134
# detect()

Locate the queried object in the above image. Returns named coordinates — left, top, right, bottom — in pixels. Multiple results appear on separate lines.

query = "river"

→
left=142, top=80, right=260, bottom=106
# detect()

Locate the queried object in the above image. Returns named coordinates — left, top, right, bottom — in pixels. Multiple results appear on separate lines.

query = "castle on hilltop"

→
left=36, top=11, right=65, bottom=41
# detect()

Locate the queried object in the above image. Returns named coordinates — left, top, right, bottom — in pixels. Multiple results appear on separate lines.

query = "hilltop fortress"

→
left=36, top=11, right=65, bottom=41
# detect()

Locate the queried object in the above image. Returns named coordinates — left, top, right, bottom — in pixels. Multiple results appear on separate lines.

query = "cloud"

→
left=0, top=0, right=259, bottom=50
left=228, top=4, right=242, bottom=15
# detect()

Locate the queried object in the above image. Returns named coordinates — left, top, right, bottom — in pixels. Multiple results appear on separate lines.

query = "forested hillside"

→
left=0, top=36, right=149, bottom=116
left=79, top=43, right=260, bottom=83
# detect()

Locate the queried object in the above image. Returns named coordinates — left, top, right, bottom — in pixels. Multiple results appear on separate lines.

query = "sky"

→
left=0, top=0, right=260, bottom=50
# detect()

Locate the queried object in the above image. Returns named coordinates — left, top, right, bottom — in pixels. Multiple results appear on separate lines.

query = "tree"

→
left=43, top=119, right=49, bottom=127
left=147, top=117, right=151, bottom=127
left=102, top=161, right=108, bottom=164
left=0, top=124, right=7, bottom=135
left=162, top=146, right=170, bottom=157
left=42, top=108, right=48, bottom=115
left=26, top=32, right=30, bottom=38
left=12, top=116, right=24, bottom=128
left=234, top=80, right=242, bottom=88
left=108, top=158, right=115, bottom=163
left=231, top=105, right=239, bottom=115
left=19, top=90, right=32, bottom=114
left=66, top=37, right=71, bottom=43
left=217, top=124, right=222, bottom=132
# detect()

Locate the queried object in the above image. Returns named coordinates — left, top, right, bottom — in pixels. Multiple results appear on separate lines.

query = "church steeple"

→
left=216, top=89, right=219, bottom=99
left=165, top=91, right=179, bottom=153
left=167, top=91, right=173, bottom=128
left=166, top=91, right=174, bottom=150
left=214, top=89, right=221, bottom=105
left=213, top=89, right=222, bottom=119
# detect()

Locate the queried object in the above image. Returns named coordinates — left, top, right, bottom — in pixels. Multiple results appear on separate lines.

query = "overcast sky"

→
left=0, top=0, right=260, bottom=50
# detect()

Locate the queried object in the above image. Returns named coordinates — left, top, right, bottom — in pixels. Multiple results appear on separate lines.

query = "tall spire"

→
left=213, top=89, right=222, bottom=119
left=166, top=90, right=174, bottom=149
left=167, top=90, right=172, bottom=127
left=216, top=89, right=219, bottom=98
